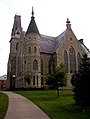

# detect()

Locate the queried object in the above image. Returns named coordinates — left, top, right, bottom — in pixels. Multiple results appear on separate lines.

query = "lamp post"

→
left=57, top=81, right=60, bottom=98
left=13, top=75, right=16, bottom=90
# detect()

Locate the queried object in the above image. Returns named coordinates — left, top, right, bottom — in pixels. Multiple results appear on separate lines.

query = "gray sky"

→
left=0, top=0, right=90, bottom=76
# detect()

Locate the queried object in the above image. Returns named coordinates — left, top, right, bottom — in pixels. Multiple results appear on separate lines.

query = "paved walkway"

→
left=3, top=91, right=50, bottom=119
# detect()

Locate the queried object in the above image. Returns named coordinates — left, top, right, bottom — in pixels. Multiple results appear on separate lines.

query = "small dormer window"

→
left=15, top=29, right=20, bottom=35
left=29, top=47, right=31, bottom=53
left=24, top=60, right=26, bottom=64
left=17, top=31, right=20, bottom=35
left=34, top=37, right=36, bottom=39
left=70, top=38, right=73, bottom=41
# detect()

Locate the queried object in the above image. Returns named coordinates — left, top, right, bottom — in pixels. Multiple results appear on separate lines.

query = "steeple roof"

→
left=26, top=7, right=40, bottom=36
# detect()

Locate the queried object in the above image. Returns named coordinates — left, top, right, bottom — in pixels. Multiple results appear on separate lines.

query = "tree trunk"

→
left=57, top=88, right=59, bottom=98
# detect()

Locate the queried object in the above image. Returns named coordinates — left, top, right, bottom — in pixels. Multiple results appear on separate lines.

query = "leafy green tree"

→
left=71, top=54, right=90, bottom=106
left=45, top=64, right=67, bottom=97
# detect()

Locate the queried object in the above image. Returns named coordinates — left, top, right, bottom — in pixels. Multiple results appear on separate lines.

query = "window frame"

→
left=33, top=59, right=38, bottom=70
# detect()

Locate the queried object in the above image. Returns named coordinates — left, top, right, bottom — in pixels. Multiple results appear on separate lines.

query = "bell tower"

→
left=25, top=7, right=41, bottom=88
left=8, top=15, right=22, bottom=89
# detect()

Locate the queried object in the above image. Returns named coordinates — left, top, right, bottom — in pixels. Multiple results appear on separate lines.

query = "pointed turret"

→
left=26, top=7, right=40, bottom=36
left=66, top=18, right=71, bottom=29
left=11, top=15, right=21, bottom=36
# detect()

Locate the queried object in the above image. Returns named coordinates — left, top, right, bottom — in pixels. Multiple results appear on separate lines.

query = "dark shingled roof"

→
left=40, top=35, right=55, bottom=53
left=40, top=31, right=66, bottom=54
left=26, top=16, right=39, bottom=35
left=11, top=15, right=21, bottom=36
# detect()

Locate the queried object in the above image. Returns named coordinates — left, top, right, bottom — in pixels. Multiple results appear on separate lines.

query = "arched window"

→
left=49, top=58, right=55, bottom=74
left=41, top=59, right=43, bottom=74
left=33, top=59, right=38, bottom=70
left=33, top=76, right=35, bottom=85
left=37, top=76, right=38, bottom=86
left=29, top=47, right=31, bottom=53
left=69, top=46, right=76, bottom=73
left=49, top=60, right=51, bottom=74
left=64, top=50, right=68, bottom=72
left=41, top=77, right=44, bottom=86
left=16, top=42, right=19, bottom=51
left=34, top=47, right=37, bottom=53
left=77, top=52, right=81, bottom=69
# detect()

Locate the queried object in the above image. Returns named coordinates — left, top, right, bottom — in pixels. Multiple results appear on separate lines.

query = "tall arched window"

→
left=69, top=46, right=76, bottom=73
left=41, top=59, right=43, bottom=74
left=29, top=47, right=31, bottom=53
left=77, top=52, right=81, bottom=69
left=16, top=42, right=19, bottom=51
left=64, top=50, right=68, bottom=72
left=34, top=47, right=37, bottom=53
left=37, top=76, right=38, bottom=86
left=49, top=60, right=51, bottom=74
left=33, top=76, right=35, bottom=85
left=33, top=59, right=38, bottom=70
left=41, top=77, right=44, bottom=86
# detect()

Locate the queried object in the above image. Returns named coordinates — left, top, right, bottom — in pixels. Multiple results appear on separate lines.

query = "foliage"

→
left=71, top=54, right=90, bottom=106
left=25, top=74, right=31, bottom=85
left=16, top=90, right=90, bottom=119
left=0, top=92, right=8, bottom=119
left=45, top=64, right=67, bottom=89
left=24, top=71, right=33, bottom=87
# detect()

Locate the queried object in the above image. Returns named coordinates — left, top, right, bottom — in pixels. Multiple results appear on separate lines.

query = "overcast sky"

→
left=0, top=0, right=90, bottom=76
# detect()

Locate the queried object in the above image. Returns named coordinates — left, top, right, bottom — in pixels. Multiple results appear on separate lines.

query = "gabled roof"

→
left=54, top=31, right=66, bottom=52
left=40, top=31, right=66, bottom=54
left=0, top=75, right=7, bottom=80
left=80, top=43, right=90, bottom=58
left=40, top=35, right=55, bottom=53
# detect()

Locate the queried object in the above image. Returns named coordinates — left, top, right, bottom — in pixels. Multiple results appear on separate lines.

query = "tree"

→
left=25, top=71, right=32, bottom=89
left=25, top=75, right=31, bottom=85
left=71, top=54, right=90, bottom=106
left=45, top=64, right=67, bottom=97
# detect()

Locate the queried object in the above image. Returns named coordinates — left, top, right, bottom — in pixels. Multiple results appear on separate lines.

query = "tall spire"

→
left=26, top=7, right=40, bottom=36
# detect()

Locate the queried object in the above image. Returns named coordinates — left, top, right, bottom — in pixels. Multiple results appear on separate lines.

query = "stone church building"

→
left=7, top=8, right=90, bottom=89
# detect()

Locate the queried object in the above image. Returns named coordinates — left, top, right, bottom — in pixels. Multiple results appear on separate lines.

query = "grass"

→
left=0, top=92, right=8, bottom=119
left=16, top=90, right=90, bottom=119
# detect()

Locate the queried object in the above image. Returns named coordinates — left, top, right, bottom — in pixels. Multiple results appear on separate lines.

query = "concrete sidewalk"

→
left=3, top=91, right=50, bottom=119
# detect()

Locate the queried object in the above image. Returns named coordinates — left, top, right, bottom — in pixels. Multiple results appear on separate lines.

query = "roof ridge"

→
left=56, top=30, right=66, bottom=38
left=41, top=34, right=55, bottom=39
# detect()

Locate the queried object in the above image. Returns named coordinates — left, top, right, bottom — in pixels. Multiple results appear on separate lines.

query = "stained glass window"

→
left=33, top=59, right=38, bottom=70
left=69, top=46, right=76, bottom=73
left=64, top=50, right=68, bottom=72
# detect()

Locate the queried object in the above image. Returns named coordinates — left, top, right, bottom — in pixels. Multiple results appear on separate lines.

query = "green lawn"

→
left=0, top=92, right=8, bottom=119
left=16, top=90, right=90, bottom=119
